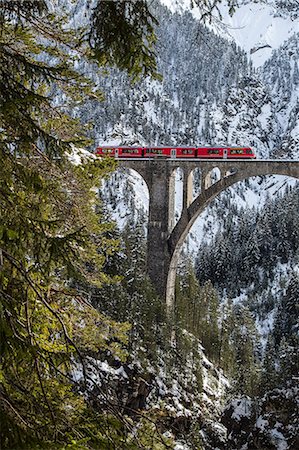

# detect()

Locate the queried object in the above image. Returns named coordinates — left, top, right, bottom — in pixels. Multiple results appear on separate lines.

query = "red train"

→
left=95, top=146, right=256, bottom=159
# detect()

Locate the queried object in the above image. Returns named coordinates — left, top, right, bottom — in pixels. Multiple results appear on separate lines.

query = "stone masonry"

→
left=119, top=159, right=299, bottom=312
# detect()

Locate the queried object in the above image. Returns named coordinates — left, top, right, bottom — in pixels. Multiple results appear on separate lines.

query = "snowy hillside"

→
left=73, top=2, right=299, bottom=448
left=71, top=2, right=299, bottom=448
left=161, top=0, right=299, bottom=67
left=91, top=1, right=299, bottom=253
left=3, top=1, right=298, bottom=449
left=217, top=1, right=298, bottom=67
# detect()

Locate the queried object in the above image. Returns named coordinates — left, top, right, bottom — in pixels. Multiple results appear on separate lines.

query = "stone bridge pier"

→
left=119, top=158, right=299, bottom=313
left=120, top=161, right=176, bottom=302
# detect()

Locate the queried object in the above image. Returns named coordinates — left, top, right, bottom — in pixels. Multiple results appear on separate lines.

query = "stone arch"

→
left=166, top=164, right=299, bottom=311
left=117, top=159, right=299, bottom=310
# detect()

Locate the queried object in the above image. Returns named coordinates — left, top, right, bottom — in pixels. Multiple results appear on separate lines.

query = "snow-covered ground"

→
left=161, top=0, right=299, bottom=66
left=216, top=1, right=298, bottom=67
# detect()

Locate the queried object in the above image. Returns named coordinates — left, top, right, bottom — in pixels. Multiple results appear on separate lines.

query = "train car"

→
left=118, top=147, right=143, bottom=157
left=95, top=146, right=256, bottom=159
left=196, top=147, right=226, bottom=158
left=195, top=147, right=255, bottom=159
left=96, top=146, right=143, bottom=157
left=144, top=147, right=197, bottom=158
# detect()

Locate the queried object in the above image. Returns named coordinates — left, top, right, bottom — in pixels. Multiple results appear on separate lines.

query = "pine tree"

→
left=273, top=272, right=299, bottom=346
left=0, top=3, right=166, bottom=449
left=260, top=334, right=278, bottom=393
left=277, top=335, right=299, bottom=387
left=218, top=299, right=235, bottom=375
left=176, top=271, right=221, bottom=365
left=242, top=233, right=260, bottom=284
left=199, top=281, right=221, bottom=363
left=231, top=305, right=261, bottom=396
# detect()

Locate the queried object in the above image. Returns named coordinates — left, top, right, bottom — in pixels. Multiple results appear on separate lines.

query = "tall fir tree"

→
left=0, top=2, right=171, bottom=449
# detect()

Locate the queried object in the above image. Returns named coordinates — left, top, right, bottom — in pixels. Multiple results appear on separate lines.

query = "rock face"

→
left=222, top=387, right=299, bottom=449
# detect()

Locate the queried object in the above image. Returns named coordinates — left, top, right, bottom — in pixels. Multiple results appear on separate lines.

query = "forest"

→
left=0, top=1, right=298, bottom=449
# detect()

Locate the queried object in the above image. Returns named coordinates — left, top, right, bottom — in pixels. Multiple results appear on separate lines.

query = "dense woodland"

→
left=0, top=0, right=298, bottom=449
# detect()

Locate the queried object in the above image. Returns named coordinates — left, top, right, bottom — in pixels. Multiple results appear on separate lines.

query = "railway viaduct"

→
left=118, top=159, right=299, bottom=312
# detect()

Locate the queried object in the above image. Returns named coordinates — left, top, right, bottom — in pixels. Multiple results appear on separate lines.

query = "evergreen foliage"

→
left=229, top=305, right=261, bottom=396
left=90, top=0, right=160, bottom=81
left=260, top=271, right=299, bottom=394
left=175, top=264, right=261, bottom=395
left=0, top=2, right=174, bottom=449
left=274, top=0, right=299, bottom=19
left=192, top=0, right=243, bottom=20
left=91, top=218, right=167, bottom=360
left=196, top=185, right=299, bottom=297
left=194, top=184, right=299, bottom=397
left=224, top=270, right=299, bottom=449
left=176, top=270, right=221, bottom=365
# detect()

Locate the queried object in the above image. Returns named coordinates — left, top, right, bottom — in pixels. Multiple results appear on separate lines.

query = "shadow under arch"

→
left=166, top=163, right=299, bottom=312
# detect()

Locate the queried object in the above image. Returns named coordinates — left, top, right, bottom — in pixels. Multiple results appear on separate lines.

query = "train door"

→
left=223, top=149, right=228, bottom=159
left=171, top=148, right=176, bottom=159
left=115, top=148, right=119, bottom=158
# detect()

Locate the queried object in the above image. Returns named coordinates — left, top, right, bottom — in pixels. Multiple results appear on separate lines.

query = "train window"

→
left=208, top=149, right=220, bottom=154
left=122, top=148, right=139, bottom=154
left=230, top=149, right=244, bottom=155
left=102, top=148, right=114, bottom=153
left=246, top=149, right=253, bottom=154
left=182, top=149, right=194, bottom=154
left=145, top=148, right=163, bottom=155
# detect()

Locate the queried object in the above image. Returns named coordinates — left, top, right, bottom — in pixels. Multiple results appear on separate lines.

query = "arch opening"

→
left=166, top=172, right=299, bottom=312
left=169, top=167, right=184, bottom=232
left=205, top=167, right=221, bottom=189
left=191, top=167, right=202, bottom=200
left=103, top=167, right=150, bottom=231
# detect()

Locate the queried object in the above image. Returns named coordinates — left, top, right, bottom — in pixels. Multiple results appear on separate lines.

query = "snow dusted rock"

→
left=249, top=387, right=299, bottom=450
left=221, top=387, right=299, bottom=449
left=221, top=396, right=254, bottom=448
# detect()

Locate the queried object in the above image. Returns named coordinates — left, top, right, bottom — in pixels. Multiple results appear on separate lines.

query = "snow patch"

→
left=231, top=397, right=252, bottom=420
